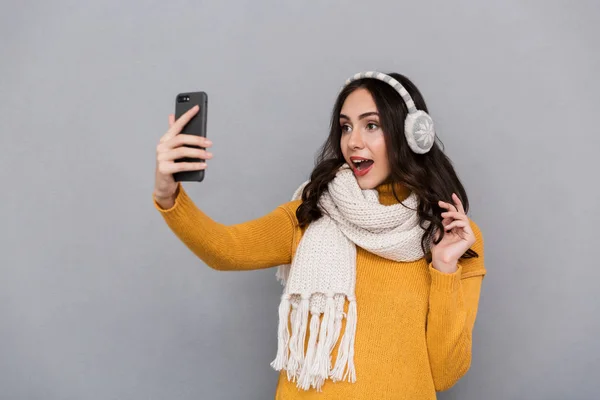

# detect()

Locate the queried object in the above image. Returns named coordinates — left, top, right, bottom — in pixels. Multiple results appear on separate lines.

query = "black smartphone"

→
left=173, top=91, right=208, bottom=182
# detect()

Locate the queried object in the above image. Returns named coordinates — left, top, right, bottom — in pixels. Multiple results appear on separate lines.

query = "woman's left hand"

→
left=431, top=193, right=476, bottom=273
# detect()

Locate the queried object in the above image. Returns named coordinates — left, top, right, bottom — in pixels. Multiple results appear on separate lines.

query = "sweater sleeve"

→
left=154, top=183, right=299, bottom=271
left=426, top=220, right=486, bottom=391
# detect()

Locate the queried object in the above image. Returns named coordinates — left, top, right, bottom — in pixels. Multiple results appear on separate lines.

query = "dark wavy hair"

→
left=296, top=72, right=478, bottom=261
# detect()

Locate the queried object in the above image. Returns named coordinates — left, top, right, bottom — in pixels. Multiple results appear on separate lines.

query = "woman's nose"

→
left=348, top=129, right=364, bottom=149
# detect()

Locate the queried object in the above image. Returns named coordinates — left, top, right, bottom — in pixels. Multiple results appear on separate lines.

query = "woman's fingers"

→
left=443, top=219, right=468, bottom=232
left=168, top=105, right=199, bottom=136
left=159, top=106, right=199, bottom=143
left=167, top=134, right=212, bottom=150
left=452, top=193, right=466, bottom=214
left=158, top=114, right=176, bottom=144
left=156, top=135, right=212, bottom=158
left=439, top=193, right=465, bottom=215
left=438, top=200, right=458, bottom=213
left=437, top=194, right=475, bottom=244
left=441, top=211, right=468, bottom=221
left=156, top=130, right=213, bottom=177
left=159, top=146, right=213, bottom=162
left=158, top=161, right=207, bottom=175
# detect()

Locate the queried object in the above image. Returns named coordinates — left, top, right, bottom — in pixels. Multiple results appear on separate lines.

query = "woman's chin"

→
left=356, top=174, right=386, bottom=190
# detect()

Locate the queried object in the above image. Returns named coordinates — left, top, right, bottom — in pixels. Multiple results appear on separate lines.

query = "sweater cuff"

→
left=429, top=263, right=462, bottom=293
left=153, top=183, right=187, bottom=214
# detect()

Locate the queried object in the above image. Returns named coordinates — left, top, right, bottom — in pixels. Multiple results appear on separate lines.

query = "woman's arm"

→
left=154, top=183, right=299, bottom=271
left=426, top=221, right=486, bottom=391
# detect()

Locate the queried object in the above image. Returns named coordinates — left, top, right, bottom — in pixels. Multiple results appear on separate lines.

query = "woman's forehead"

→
left=340, top=88, right=378, bottom=118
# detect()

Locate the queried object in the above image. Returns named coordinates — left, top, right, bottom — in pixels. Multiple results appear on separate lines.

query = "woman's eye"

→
left=341, top=124, right=352, bottom=133
left=366, top=122, right=379, bottom=131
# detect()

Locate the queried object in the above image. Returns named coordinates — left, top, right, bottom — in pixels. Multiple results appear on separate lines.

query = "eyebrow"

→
left=339, top=111, right=379, bottom=121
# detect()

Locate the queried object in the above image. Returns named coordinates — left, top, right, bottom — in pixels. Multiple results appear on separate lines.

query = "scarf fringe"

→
left=271, top=294, right=357, bottom=391
left=286, top=303, right=300, bottom=381
left=275, top=265, right=289, bottom=285
left=330, top=297, right=357, bottom=383
left=285, top=296, right=309, bottom=381
left=311, top=295, right=335, bottom=377
left=270, top=294, right=291, bottom=371
left=298, top=312, right=320, bottom=390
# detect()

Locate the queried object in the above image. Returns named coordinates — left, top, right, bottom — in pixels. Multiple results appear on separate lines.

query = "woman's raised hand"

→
left=153, top=105, right=213, bottom=208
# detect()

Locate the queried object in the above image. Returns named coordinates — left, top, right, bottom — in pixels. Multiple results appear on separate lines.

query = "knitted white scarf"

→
left=270, top=163, right=427, bottom=391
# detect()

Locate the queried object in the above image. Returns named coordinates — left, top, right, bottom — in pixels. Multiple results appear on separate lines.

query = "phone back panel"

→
left=173, top=91, right=208, bottom=182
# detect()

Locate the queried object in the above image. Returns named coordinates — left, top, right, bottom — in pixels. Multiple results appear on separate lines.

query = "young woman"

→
left=153, top=72, right=486, bottom=399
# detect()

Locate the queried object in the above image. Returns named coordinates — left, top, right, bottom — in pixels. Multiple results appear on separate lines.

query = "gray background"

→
left=1, top=1, right=598, bottom=399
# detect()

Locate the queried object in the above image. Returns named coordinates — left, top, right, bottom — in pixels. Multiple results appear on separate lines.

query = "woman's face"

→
left=340, top=88, right=391, bottom=190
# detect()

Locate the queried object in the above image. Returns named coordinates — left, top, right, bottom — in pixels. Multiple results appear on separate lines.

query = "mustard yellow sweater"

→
left=154, top=182, right=486, bottom=399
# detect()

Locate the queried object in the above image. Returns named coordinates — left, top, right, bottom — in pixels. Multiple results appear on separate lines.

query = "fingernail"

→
left=206, top=140, right=213, bottom=145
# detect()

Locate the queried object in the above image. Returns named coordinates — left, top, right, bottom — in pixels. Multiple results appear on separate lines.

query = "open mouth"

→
left=352, top=159, right=374, bottom=171
left=350, top=157, right=374, bottom=176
